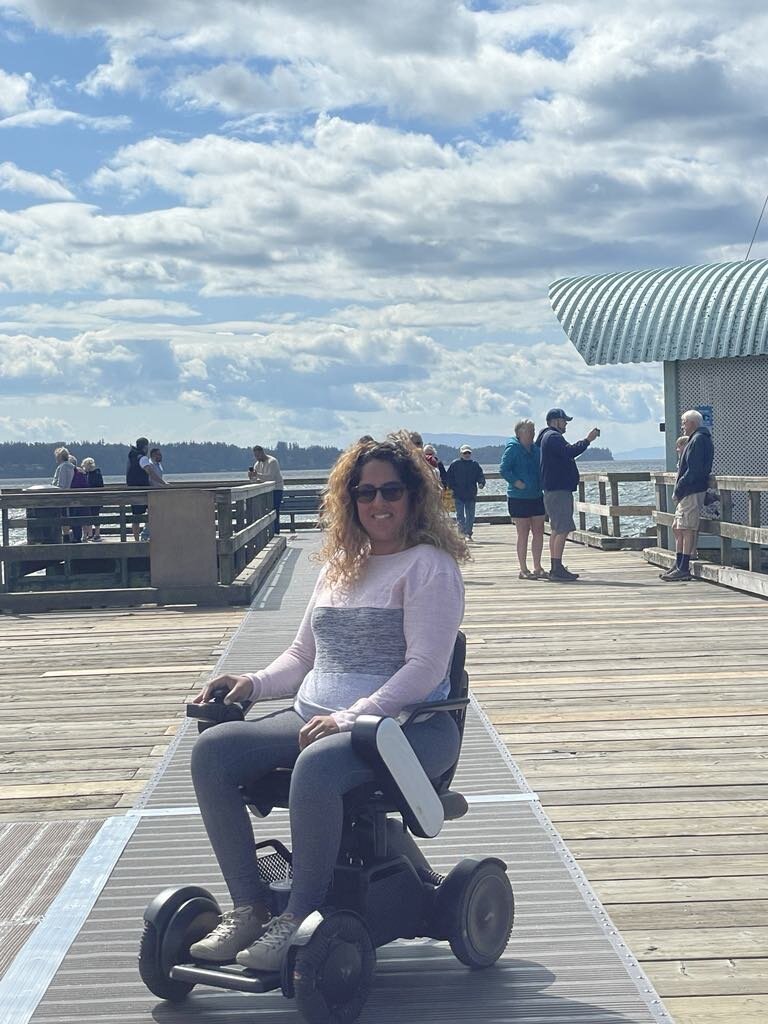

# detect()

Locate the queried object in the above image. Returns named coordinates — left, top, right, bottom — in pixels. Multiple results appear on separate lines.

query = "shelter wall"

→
left=671, top=354, right=768, bottom=477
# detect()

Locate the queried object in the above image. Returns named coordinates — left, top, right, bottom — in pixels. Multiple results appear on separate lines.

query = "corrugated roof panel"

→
left=549, top=258, right=768, bottom=364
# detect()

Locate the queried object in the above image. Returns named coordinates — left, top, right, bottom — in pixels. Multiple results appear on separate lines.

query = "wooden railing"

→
left=281, top=470, right=657, bottom=548
left=0, top=481, right=282, bottom=611
left=646, top=472, right=768, bottom=595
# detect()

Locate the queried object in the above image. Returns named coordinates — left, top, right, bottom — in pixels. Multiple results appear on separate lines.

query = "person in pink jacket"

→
left=189, top=433, right=468, bottom=972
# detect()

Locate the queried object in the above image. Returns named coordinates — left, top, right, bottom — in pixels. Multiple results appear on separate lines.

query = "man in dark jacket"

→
left=446, top=445, right=486, bottom=539
left=662, top=410, right=714, bottom=582
left=537, top=409, right=600, bottom=581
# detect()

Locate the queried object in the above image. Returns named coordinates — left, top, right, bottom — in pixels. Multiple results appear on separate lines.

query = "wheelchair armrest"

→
left=351, top=716, right=445, bottom=839
left=400, top=697, right=469, bottom=729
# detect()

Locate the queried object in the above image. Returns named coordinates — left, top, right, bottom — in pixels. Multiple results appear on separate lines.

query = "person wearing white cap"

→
left=446, top=445, right=486, bottom=539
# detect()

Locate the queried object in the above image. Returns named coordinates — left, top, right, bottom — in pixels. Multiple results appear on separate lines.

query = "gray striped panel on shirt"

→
left=311, top=606, right=406, bottom=675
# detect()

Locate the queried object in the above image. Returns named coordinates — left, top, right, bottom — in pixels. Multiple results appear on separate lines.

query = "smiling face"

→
left=354, top=458, right=410, bottom=555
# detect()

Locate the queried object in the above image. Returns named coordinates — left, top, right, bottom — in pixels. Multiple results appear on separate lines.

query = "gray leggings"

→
left=191, top=707, right=460, bottom=919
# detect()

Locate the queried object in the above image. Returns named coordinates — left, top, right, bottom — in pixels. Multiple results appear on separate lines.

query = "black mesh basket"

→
left=255, top=839, right=292, bottom=885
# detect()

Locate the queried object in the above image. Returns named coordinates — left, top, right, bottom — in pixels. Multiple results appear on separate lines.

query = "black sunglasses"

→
left=351, top=483, right=407, bottom=504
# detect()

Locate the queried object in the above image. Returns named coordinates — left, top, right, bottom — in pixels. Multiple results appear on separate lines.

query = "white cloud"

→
left=0, top=68, right=34, bottom=115
left=0, top=161, right=73, bottom=199
left=0, top=107, right=130, bottom=130
left=0, top=414, right=73, bottom=439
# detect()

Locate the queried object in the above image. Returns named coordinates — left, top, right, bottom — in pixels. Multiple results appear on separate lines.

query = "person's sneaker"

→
left=548, top=565, right=578, bottom=582
left=659, top=566, right=678, bottom=579
left=90, top=535, right=103, bottom=543
left=139, top=529, right=150, bottom=542
left=660, top=568, right=691, bottom=582
left=236, top=913, right=300, bottom=972
left=189, top=904, right=271, bottom=963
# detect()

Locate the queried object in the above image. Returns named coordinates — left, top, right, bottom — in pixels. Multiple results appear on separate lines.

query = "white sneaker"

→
left=139, top=529, right=150, bottom=542
left=236, top=913, right=300, bottom=972
left=189, top=904, right=271, bottom=963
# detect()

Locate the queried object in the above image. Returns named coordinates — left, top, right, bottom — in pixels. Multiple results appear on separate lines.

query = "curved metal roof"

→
left=549, top=257, right=768, bottom=365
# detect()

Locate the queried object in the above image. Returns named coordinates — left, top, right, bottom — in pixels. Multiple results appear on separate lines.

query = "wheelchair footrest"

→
left=171, top=963, right=281, bottom=993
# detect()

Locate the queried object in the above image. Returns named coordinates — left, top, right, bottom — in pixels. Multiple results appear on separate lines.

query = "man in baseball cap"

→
left=447, top=444, right=486, bottom=540
left=536, top=410, right=600, bottom=580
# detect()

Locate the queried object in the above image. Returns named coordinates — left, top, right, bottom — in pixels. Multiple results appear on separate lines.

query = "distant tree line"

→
left=0, top=439, right=614, bottom=478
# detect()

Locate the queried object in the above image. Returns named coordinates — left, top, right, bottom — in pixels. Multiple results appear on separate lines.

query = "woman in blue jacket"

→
left=499, top=419, right=546, bottom=579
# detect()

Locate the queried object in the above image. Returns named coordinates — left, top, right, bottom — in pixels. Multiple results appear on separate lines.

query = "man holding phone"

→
left=537, top=409, right=600, bottom=581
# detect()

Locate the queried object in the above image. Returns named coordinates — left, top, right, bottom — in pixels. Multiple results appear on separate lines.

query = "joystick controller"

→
left=186, top=684, right=253, bottom=733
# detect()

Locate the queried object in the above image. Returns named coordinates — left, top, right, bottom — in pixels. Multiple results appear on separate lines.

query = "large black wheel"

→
left=292, top=911, right=376, bottom=1024
left=138, top=886, right=220, bottom=1002
left=442, top=860, right=514, bottom=968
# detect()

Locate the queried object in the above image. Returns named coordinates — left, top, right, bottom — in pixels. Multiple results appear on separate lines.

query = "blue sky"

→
left=1, top=0, right=767, bottom=451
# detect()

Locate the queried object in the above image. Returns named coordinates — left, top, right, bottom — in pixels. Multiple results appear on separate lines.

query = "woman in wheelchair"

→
left=189, top=433, right=468, bottom=973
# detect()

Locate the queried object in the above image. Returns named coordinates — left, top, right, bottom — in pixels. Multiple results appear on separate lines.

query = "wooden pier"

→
left=0, top=529, right=766, bottom=1022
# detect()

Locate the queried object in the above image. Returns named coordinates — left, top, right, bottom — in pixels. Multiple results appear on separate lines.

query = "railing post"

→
left=609, top=477, right=621, bottom=537
left=598, top=480, right=609, bottom=535
left=747, top=491, right=761, bottom=573
left=119, top=501, right=127, bottom=543
left=719, top=489, right=732, bottom=567
left=578, top=481, right=586, bottom=530
left=218, top=497, right=234, bottom=585
left=656, top=477, right=669, bottom=549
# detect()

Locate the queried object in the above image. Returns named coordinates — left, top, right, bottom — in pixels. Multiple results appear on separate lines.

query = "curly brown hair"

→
left=316, top=431, right=469, bottom=586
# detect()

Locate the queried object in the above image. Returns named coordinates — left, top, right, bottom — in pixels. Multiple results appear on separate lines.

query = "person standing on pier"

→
left=249, top=445, right=284, bottom=535
left=661, top=410, right=714, bottom=582
left=500, top=419, right=546, bottom=579
left=126, top=437, right=150, bottom=542
left=537, top=409, right=600, bottom=581
left=189, top=434, right=467, bottom=972
left=446, top=445, right=486, bottom=540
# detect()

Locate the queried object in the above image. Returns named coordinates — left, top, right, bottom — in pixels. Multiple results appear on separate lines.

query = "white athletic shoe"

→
left=189, top=904, right=271, bottom=963
left=235, top=913, right=300, bottom=972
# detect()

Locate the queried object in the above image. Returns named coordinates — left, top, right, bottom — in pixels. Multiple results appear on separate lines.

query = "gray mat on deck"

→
left=26, top=537, right=670, bottom=1024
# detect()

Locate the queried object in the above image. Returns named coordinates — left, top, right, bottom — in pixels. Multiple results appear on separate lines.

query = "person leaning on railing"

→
left=188, top=432, right=468, bottom=973
left=249, top=445, right=284, bottom=535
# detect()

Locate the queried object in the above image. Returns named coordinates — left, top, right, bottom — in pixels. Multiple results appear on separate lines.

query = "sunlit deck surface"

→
left=0, top=529, right=765, bottom=1022
left=465, top=527, right=768, bottom=1024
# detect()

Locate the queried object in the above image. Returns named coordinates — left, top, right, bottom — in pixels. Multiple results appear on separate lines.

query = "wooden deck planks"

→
left=464, top=528, right=768, bottom=1024
left=0, top=603, right=244, bottom=820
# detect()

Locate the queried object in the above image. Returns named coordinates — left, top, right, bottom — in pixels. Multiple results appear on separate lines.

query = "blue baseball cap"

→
left=546, top=408, right=573, bottom=422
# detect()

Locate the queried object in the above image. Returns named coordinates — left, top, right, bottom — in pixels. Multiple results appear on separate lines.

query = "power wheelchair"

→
left=139, top=632, right=515, bottom=1023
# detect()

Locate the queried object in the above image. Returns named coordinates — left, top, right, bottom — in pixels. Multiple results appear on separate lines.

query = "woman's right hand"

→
left=191, top=673, right=253, bottom=706
left=514, top=479, right=526, bottom=490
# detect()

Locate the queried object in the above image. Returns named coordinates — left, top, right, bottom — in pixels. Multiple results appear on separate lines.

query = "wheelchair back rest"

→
left=449, top=631, right=468, bottom=701
left=433, top=631, right=469, bottom=794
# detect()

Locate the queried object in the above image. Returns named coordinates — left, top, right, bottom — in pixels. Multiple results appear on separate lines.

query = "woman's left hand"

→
left=298, top=715, right=340, bottom=750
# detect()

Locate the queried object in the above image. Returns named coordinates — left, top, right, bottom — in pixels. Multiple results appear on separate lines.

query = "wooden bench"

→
left=280, top=490, right=322, bottom=530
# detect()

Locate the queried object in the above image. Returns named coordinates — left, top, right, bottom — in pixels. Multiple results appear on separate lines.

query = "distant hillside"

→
left=438, top=444, right=613, bottom=465
left=614, top=446, right=665, bottom=460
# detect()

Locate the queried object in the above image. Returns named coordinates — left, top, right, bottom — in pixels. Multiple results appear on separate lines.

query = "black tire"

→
left=138, top=887, right=220, bottom=1002
left=139, top=921, right=194, bottom=1003
left=447, top=861, right=514, bottom=968
left=292, top=912, right=376, bottom=1024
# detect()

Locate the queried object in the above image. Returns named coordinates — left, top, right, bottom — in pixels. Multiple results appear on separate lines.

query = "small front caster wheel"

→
left=292, top=911, right=376, bottom=1023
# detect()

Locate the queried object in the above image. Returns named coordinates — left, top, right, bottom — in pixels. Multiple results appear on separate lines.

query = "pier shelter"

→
left=549, top=257, right=768, bottom=476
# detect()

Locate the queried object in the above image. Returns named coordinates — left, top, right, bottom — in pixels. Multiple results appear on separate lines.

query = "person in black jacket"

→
left=661, top=410, right=714, bottom=582
left=126, top=437, right=150, bottom=541
left=446, top=445, right=485, bottom=539
left=537, top=409, right=600, bottom=581
left=80, top=457, right=104, bottom=541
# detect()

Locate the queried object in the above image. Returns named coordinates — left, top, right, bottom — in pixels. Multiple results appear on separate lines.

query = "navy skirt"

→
left=507, top=496, right=545, bottom=519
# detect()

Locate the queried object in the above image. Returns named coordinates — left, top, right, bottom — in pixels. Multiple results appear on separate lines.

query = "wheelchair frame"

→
left=139, top=632, right=515, bottom=1024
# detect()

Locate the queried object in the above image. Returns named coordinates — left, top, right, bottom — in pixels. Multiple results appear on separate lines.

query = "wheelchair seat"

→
left=241, top=631, right=471, bottom=833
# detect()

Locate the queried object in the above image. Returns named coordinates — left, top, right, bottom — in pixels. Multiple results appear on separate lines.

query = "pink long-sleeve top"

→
left=246, top=544, right=465, bottom=731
